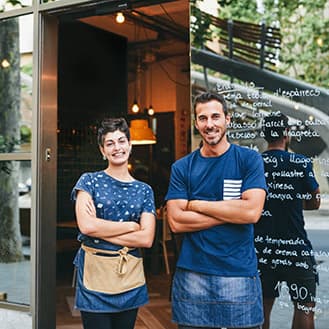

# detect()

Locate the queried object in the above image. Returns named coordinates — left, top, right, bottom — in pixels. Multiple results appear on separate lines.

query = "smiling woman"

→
left=71, top=117, right=156, bottom=329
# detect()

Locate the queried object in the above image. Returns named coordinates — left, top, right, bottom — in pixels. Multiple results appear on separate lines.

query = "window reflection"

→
left=190, top=1, right=329, bottom=327
left=0, top=160, right=31, bottom=305
left=0, top=0, right=32, bottom=12
left=0, top=13, right=32, bottom=307
left=0, top=14, right=32, bottom=153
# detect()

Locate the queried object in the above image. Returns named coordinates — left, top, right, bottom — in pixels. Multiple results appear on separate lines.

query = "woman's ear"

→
left=99, top=146, right=106, bottom=160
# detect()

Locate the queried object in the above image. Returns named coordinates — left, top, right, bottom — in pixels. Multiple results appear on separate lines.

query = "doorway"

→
left=41, top=1, right=190, bottom=328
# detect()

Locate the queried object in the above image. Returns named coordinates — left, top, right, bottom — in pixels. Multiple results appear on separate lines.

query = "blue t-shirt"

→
left=254, top=150, right=319, bottom=271
left=71, top=170, right=156, bottom=312
left=165, top=144, right=267, bottom=276
left=71, top=170, right=156, bottom=250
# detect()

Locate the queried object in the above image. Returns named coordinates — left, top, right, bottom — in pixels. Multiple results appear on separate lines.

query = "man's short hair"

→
left=263, top=113, right=289, bottom=143
left=193, top=92, right=228, bottom=118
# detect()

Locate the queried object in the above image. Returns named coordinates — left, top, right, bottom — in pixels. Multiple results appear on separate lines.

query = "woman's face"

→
left=100, top=130, right=131, bottom=166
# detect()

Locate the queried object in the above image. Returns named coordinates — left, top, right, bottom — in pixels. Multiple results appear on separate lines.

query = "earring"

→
left=103, top=155, right=107, bottom=160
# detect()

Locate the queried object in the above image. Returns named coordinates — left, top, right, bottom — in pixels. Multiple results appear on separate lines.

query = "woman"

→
left=71, top=117, right=156, bottom=329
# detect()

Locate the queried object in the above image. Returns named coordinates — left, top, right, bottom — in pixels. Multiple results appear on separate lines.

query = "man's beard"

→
left=203, top=128, right=226, bottom=146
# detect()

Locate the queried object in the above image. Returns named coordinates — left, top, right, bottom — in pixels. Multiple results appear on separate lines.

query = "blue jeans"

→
left=172, top=268, right=264, bottom=328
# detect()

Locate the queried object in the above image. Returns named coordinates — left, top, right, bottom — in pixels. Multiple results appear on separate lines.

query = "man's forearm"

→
left=187, top=189, right=265, bottom=224
left=167, top=207, right=224, bottom=233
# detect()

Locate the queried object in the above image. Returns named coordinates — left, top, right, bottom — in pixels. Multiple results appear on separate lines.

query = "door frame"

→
left=33, top=13, right=58, bottom=329
left=36, top=3, right=131, bottom=327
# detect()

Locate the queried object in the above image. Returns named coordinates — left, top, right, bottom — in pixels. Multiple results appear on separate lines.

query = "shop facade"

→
left=1, top=0, right=329, bottom=328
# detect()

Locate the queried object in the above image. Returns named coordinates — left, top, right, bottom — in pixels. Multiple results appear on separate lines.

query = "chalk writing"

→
left=296, top=192, right=313, bottom=200
left=263, top=155, right=279, bottom=167
left=271, top=258, right=293, bottom=268
left=261, top=209, right=272, bottom=217
left=254, top=235, right=306, bottom=247
left=297, top=302, right=322, bottom=315
left=275, top=249, right=298, bottom=257
left=288, top=129, right=320, bottom=142
left=267, top=182, right=294, bottom=190
left=267, top=192, right=293, bottom=201
left=253, top=110, right=281, bottom=118
left=227, top=121, right=257, bottom=129
left=289, top=154, right=312, bottom=168
left=313, top=157, right=329, bottom=167
left=304, top=118, right=329, bottom=126
left=270, top=170, right=304, bottom=179
left=274, top=88, right=321, bottom=98
left=227, top=131, right=258, bottom=140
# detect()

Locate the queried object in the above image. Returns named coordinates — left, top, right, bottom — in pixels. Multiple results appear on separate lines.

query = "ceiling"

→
left=79, top=0, right=189, bottom=79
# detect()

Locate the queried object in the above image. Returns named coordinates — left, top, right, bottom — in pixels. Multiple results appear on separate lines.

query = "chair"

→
left=159, top=205, right=174, bottom=275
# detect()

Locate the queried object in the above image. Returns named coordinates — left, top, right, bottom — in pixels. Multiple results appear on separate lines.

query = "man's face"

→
left=195, top=100, right=230, bottom=146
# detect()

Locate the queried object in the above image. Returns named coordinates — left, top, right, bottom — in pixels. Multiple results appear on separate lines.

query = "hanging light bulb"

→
left=131, top=100, right=140, bottom=113
left=147, top=63, right=155, bottom=116
left=148, top=106, right=154, bottom=116
left=115, top=12, right=125, bottom=24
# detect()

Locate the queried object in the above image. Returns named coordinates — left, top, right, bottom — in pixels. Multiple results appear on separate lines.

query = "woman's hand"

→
left=104, top=212, right=156, bottom=248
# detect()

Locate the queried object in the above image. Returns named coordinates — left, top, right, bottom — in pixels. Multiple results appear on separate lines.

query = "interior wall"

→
left=57, top=20, right=128, bottom=222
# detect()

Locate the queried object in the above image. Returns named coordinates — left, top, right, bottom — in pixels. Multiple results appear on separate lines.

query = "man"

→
left=165, top=92, right=267, bottom=329
left=254, top=113, right=320, bottom=329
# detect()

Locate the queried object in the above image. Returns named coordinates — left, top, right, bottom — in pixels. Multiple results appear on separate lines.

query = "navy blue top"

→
left=71, top=170, right=156, bottom=312
left=165, top=144, right=267, bottom=276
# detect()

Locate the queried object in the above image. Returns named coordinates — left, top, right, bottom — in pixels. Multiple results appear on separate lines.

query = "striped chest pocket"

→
left=223, top=179, right=242, bottom=200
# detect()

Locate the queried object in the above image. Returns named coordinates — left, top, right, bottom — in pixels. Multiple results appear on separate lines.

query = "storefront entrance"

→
left=40, top=1, right=189, bottom=328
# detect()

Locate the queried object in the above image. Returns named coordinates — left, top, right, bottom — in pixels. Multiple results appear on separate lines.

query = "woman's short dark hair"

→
left=193, top=92, right=228, bottom=118
left=97, top=117, right=130, bottom=146
left=263, top=112, right=289, bottom=143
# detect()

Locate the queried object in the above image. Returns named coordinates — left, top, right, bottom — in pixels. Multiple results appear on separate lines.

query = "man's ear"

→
left=194, top=120, right=200, bottom=132
left=225, top=114, right=231, bottom=126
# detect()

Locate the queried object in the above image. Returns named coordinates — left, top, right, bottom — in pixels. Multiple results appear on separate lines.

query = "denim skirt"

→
left=172, top=268, right=264, bottom=328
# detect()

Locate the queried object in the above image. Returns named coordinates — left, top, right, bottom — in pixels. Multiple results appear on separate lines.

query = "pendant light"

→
left=131, top=22, right=140, bottom=113
left=147, top=62, right=154, bottom=116
left=130, top=119, right=156, bottom=145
